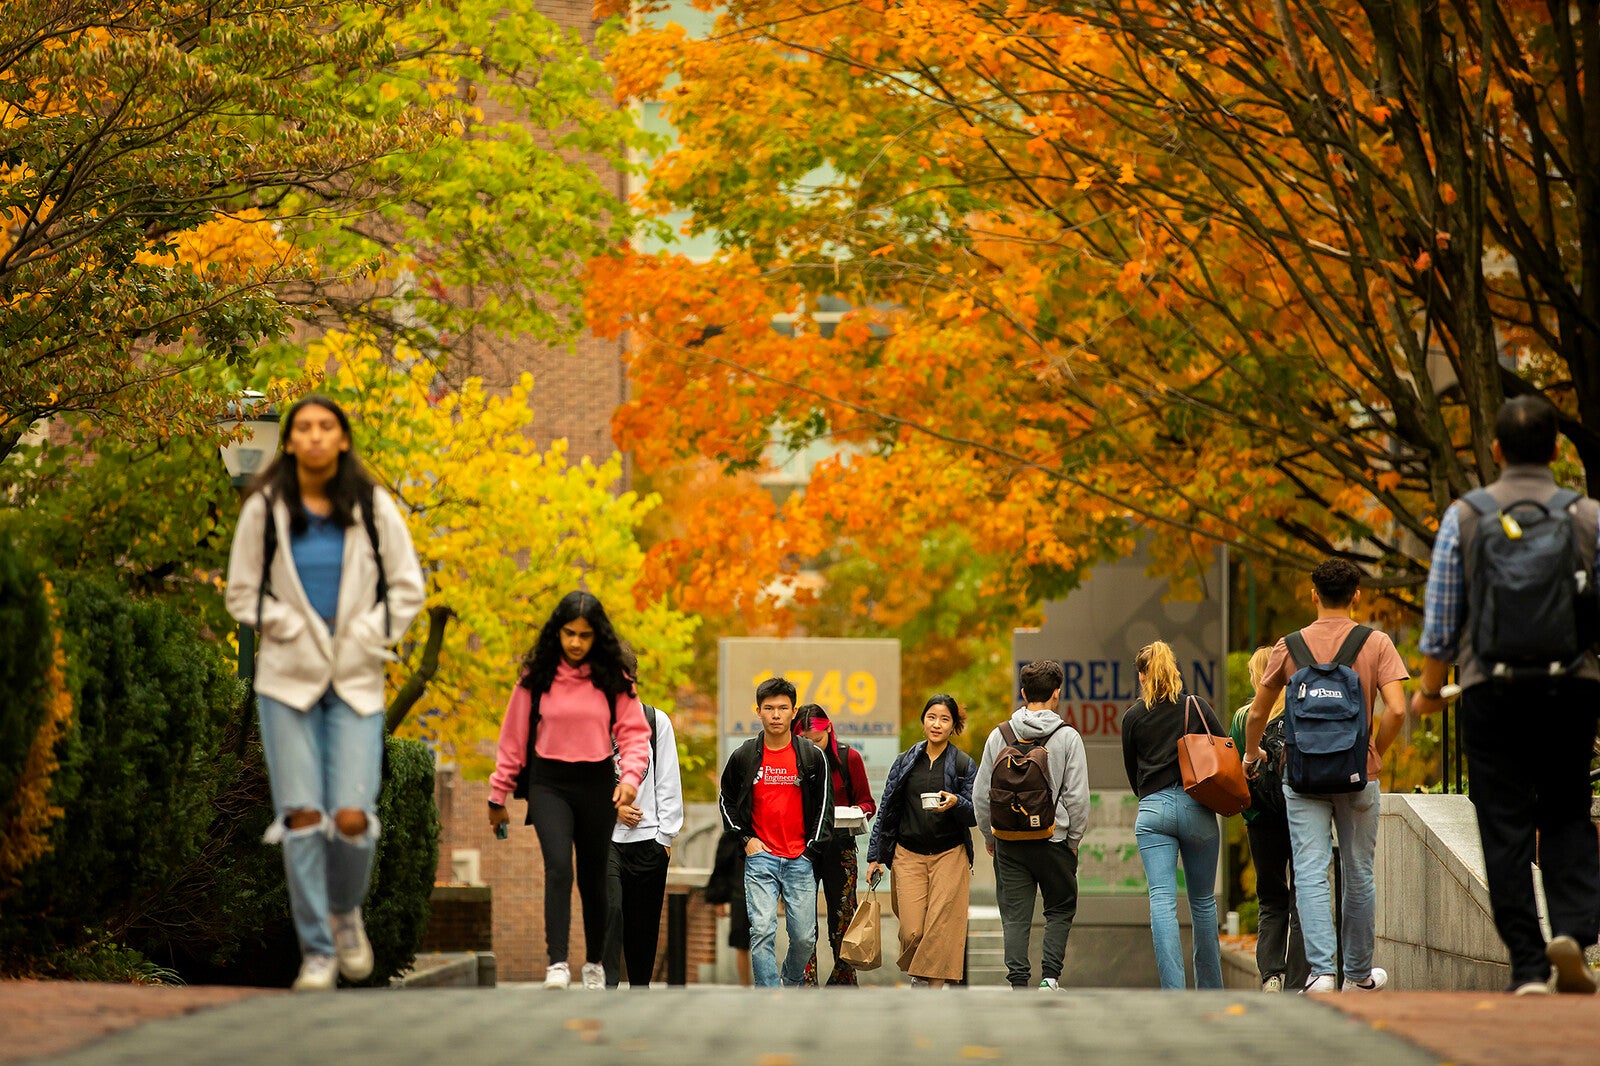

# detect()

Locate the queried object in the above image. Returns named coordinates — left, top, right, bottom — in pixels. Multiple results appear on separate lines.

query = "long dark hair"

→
left=793, top=703, right=842, bottom=769
left=249, top=395, right=377, bottom=534
left=520, top=591, right=634, bottom=703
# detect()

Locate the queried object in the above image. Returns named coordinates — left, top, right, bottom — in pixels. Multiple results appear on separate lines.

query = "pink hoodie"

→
left=489, top=660, right=651, bottom=805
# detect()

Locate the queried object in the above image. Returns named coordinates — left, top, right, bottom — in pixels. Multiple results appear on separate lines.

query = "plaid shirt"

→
left=1421, top=499, right=1600, bottom=661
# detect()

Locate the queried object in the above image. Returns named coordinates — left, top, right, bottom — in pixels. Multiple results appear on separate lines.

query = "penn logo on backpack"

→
left=1282, top=626, right=1372, bottom=795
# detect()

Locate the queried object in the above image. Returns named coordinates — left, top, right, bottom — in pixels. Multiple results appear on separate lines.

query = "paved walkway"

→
left=7, top=985, right=1445, bottom=1066
left=8, top=981, right=1600, bottom=1065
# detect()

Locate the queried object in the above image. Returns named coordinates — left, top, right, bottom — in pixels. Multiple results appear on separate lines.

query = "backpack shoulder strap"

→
left=1548, top=487, right=1583, bottom=513
left=360, top=491, right=390, bottom=639
left=1283, top=630, right=1316, bottom=671
left=998, top=721, right=1018, bottom=747
left=1038, top=722, right=1067, bottom=745
left=1462, top=488, right=1499, bottom=516
left=1333, top=624, right=1373, bottom=667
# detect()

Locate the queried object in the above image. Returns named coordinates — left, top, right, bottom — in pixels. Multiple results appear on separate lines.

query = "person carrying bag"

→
left=1176, top=695, right=1251, bottom=816
left=839, top=868, right=883, bottom=970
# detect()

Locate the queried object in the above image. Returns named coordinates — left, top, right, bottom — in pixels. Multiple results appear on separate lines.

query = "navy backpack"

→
left=1282, top=626, right=1371, bottom=794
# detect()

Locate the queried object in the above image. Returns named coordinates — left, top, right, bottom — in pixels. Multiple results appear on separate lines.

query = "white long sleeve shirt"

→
left=614, top=706, right=685, bottom=848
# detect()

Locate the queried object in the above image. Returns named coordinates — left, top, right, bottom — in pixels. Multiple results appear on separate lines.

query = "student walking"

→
left=602, top=643, right=684, bottom=989
left=1121, top=641, right=1225, bottom=990
left=488, top=591, right=652, bottom=990
left=1229, top=647, right=1308, bottom=993
left=1244, top=560, right=1409, bottom=993
left=1414, top=396, right=1600, bottom=995
left=974, top=660, right=1090, bottom=990
left=224, top=395, right=426, bottom=992
left=867, top=694, right=977, bottom=988
left=718, top=677, right=834, bottom=987
left=793, top=704, right=876, bottom=986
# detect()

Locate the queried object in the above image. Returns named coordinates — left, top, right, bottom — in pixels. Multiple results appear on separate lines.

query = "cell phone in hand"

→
left=495, top=821, right=508, bottom=840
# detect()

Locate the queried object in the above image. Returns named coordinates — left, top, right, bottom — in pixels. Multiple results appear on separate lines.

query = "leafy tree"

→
left=591, top=0, right=1600, bottom=613
left=305, top=334, right=700, bottom=776
left=0, top=0, right=438, bottom=461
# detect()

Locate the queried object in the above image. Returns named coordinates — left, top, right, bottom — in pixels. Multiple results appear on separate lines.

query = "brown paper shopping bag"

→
left=838, top=891, right=882, bottom=970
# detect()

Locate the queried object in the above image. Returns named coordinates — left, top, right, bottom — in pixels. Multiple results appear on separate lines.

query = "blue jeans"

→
left=744, top=849, right=818, bottom=987
left=258, top=690, right=386, bottom=958
left=1135, top=785, right=1223, bottom=989
left=1284, top=781, right=1380, bottom=984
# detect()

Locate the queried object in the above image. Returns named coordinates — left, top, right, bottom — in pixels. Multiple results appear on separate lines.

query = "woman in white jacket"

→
left=225, top=395, right=425, bottom=992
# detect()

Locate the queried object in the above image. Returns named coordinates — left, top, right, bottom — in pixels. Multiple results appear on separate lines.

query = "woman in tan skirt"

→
left=866, top=695, right=978, bottom=987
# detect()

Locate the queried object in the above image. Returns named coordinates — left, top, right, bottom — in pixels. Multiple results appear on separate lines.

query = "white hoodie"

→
left=613, top=706, right=685, bottom=849
left=974, top=708, right=1091, bottom=850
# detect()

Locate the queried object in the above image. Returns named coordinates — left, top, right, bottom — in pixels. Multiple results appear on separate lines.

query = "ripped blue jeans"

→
left=258, top=689, right=385, bottom=958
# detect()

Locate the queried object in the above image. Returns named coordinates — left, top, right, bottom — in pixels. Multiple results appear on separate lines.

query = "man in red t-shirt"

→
left=718, top=677, right=834, bottom=986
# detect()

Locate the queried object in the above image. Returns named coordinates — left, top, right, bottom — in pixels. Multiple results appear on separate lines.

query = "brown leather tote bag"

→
left=1176, top=695, right=1251, bottom=816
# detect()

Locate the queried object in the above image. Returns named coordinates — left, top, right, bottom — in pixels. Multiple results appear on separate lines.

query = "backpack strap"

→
left=998, top=721, right=1018, bottom=747
left=1461, top=487, right=1500, bottom=517
left=1284, top=630, right=1316, bottom=671
left=1332, top=624, right=1373, bottom=668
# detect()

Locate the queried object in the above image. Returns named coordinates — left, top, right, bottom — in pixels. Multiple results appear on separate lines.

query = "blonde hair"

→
left=1247, top=645, right=1287, bottom=719
left=1135, top=641, right=1184, bottom=705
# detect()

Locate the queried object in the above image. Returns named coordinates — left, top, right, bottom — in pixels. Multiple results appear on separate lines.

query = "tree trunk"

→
left=386, top=604, right=452, bottom=735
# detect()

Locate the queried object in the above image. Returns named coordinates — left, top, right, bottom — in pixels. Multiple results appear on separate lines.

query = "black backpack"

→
left=1463, top=487, right=1599, bottom=679
left=1248, top=715, right=1289, bottom=819
left=257, top=490, right=389, bottom=638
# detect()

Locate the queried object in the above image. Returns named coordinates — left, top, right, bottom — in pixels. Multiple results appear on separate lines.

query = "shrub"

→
left=0, top=540, right=52, bottom=805
left=0, top=575, right=239, bottom=966
left=356, top=736, right=441, bottom=985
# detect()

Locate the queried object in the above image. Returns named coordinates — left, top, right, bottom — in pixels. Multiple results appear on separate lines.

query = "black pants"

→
left=994, top=839, right=1078, bottom=987
left=1460, top=681, right=1600, bottom=985
left=804, top=837, right=859, bottom=985
left=527, top=758, right=617, bottom=966
left=602, top=839, right=671, bottom=987
left=1246, top=813, right=1308, bottom=987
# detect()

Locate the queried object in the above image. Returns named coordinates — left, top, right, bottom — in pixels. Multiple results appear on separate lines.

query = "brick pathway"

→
left=1324, top=991, right=1600, bottom=1066
left=1, top=981, right=276, bottom=1063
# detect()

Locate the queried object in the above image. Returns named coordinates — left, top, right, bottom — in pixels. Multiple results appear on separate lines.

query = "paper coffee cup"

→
left=920, top=792, right=941, bottom=809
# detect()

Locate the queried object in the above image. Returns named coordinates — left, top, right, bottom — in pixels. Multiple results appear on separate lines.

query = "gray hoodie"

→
left=974, top=708, right=1092, bottom=850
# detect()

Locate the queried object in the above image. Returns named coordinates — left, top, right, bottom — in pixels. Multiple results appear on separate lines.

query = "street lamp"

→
left=217, top=391, right=279, bottom=751
left=217, top=389, right=280, bottom=489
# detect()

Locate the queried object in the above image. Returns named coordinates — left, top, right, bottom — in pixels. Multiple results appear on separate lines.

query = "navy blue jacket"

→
left=866, top=741, right=977, bottom=866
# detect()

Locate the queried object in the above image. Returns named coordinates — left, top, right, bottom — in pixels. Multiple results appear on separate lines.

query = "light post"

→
left=217, top=391, right=279, bottom=749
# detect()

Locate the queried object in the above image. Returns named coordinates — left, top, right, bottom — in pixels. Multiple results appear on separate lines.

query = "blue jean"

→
left=258, top=689, right=386, bottom=958
left=1284, top=781, right=1379, bottom=984
left=744, top=849, right=818, bottom=987
left=1135, top=785, right=1223, bottom=989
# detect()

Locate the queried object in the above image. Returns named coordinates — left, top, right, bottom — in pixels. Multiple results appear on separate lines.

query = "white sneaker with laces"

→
left=1038, top=978, right=1060, bottom=990
left=581, top=963, right=605, bottom=990
left=330, top=908, right=374, bottom=982
left=1341, top=967, right=1388, bottom=992
left=544, top=962, right=570, bottom=989
left=1301, top=974, right=1338, bottom=993
left=292, top=954, right=338, bottom=992
left=1261, top=974, right=1284, bottom=993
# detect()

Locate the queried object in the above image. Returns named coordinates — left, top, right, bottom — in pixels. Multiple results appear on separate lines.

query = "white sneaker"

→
left=581, top=963, right=605, bottom=990
left=1342, top=967, right=1388, bottom=992
left=1261, top=974, right=1284, bottom=993
left=292, top=954, right=338, bottom=992
left=544, top=962, right=570, bottom=989
left=1513, top=979, right=1553, bottom=996
left=330, top=908, right=374, bottom=982
left=1301, top=974, right=1338, bottom=994
left=1546, top=936, right=1597, bottom=994
left=1038, top=977, right=1060, bottom=990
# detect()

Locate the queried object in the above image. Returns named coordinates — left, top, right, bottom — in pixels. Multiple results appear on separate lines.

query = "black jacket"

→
left=718, top=736, right=834, bottom=862
left=867, top=741, right=978, bottom=867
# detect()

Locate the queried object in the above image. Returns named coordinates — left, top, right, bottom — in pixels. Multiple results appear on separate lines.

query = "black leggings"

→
left=527, top=758, right=616, bottom=965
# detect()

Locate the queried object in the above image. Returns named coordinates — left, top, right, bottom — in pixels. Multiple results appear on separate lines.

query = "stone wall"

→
left=1374, top=793, right=1510, bottom=991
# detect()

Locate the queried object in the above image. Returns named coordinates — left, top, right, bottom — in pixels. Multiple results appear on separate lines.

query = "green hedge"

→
left=0, top=539, right=53, bottom=808
left=0, top=574, right=239, bottom=965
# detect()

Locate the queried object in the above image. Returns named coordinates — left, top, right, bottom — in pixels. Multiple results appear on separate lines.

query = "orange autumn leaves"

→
left=587, top=0, right=1549, bottom=627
